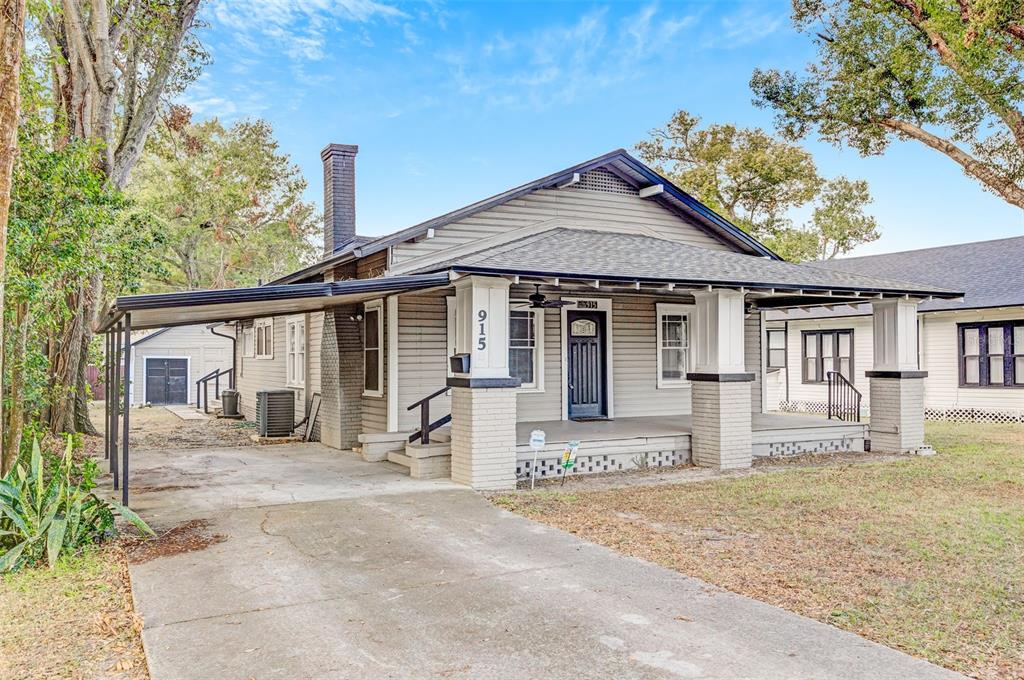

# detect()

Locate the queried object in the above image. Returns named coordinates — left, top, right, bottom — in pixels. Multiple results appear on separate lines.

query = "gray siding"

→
left=397, top=291, right=451, bottom=432
left=390, top=175, right=735, bottom=268
left=745, top=313, right=763, bottom=413
left=234, top=314, right=311, bottom=423
left=361, top=299, right=388, bottom=434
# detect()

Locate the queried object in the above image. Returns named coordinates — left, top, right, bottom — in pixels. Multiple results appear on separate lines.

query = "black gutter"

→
left=208, top=323, right=237, bottom=383
left=442, top=266, right=963, bottom=300
left=97, top=272, right=452, bottom=332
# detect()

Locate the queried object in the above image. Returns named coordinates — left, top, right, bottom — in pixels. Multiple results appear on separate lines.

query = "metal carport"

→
left=95, top=273, right=452, bottom=506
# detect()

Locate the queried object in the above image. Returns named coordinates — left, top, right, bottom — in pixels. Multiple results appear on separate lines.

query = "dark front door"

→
left=567, top=310, right=606, bottom=419
left=146, top=358, right=189, bottom=405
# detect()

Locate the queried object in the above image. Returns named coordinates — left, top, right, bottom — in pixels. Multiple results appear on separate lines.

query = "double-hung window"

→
left=960, top=321, right=1024, bottom=387
left=509, top=308, right=541, bottom=390
left=766, top=329, right=786, bottom=369
left=363, top=300, right=383, bottom=397
left=254, top=318, right=273, bottom=359
left=657, top=304, right=692, bottom=388
left=241, top=324, right=255, bottom=358
left=802, top=330, right=853, bottom=383
left=286, top=316, right=306, bottom=388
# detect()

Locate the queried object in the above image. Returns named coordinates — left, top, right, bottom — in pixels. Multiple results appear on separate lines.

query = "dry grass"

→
left=0, top=547, right=148, bottom=680
left=494, top=421, right=1024, bottom=680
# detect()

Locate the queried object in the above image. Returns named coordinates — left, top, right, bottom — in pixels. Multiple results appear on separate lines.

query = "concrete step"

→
left=387, top=450, right=412, bottom=469
left=403, top=440, right=451, bottom=480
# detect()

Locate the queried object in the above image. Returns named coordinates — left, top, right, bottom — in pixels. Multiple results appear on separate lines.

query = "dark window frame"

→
left=766, top=328, right=787, bottom=370
left=957, top=320, right=1024, bottom=388
left=801, top=329, right=854, bottom=384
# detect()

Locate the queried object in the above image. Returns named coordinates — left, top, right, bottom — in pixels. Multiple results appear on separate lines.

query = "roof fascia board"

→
left=442, top=265, right=962, bottom=299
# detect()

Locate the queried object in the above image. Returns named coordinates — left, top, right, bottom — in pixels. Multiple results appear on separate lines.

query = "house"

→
left=98, top=146, right=960, bottom=492
left=128, top=324, right=233, bottom=406
left=764, top=236, right=1024, bottom=423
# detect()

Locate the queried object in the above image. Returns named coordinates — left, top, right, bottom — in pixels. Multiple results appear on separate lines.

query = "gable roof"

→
left=417, top=228, right=960, bottom=301
left=772, top=236, right=1024, bottom=319
left=271, top=149, right=779, bottom=284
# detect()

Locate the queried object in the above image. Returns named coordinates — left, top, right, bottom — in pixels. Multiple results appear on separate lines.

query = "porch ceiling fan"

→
left=513, top=284, right=576, bottom=309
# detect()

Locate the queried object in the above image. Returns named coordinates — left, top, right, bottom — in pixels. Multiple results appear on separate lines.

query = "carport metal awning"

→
left=96, top=272, right=453, bottom=332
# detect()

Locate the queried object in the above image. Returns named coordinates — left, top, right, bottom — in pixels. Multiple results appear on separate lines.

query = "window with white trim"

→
left=254, top=318, right=273, bottom=359
left=766, top=329, right=786, bottom=369
left=363, top=300, right=383, bottom=396
left=286, top=316, right=306, bottom=388
left=241, top=325, right=254, bottom=358
left=509, top=308, right=542, bottom=390
left=656, top=304, right=692, bottom=387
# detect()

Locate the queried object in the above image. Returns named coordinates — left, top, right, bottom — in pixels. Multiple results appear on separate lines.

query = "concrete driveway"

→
left=125, top=444, right=964, bottom=680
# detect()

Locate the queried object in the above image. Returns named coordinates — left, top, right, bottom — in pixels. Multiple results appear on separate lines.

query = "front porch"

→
left=514, top=413, right=867, bottom=481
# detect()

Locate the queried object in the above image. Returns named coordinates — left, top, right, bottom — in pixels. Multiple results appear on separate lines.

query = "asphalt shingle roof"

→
left=419, top=228, right=961, bottom=297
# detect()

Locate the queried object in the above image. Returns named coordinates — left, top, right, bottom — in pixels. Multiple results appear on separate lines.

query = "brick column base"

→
left=867, top=374, right=926, bottom=453
left=449, top=386, right=518, bottom=490
left=689, top=378, right=753, bottom=470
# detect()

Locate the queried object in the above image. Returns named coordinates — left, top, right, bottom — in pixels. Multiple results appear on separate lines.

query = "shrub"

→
left=0, top=438, right=153, bottom=572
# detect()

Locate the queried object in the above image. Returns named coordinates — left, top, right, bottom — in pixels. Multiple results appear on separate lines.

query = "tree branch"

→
left=879, top=117, right=1024, bottom=208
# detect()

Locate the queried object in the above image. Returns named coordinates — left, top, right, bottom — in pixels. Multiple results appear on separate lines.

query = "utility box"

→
left=256, top=389, right=295, bottom=437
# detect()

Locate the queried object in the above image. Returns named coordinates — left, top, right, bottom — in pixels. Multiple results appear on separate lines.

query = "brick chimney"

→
left=321, top=143, right=358, bottom=256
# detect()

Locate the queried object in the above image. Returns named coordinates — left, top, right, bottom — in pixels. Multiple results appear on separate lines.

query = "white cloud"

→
left=208, top=0, right=407, bottom=61
left=442, top=4, right=699, bottom=111
left=710, top=8, right=785, bottom=48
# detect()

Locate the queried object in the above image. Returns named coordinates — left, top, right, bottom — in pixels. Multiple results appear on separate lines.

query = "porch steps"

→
left=387, top=440, right=452, bottom=480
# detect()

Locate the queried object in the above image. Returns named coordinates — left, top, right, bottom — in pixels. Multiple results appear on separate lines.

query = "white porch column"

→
left=448, top=275, right=520, bottom=490
left=867, top=298, right=929, bottom=453
left=688, top=289, right=754, bottom=470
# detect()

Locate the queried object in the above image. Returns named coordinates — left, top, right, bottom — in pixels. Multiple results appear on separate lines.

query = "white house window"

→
left=509, top=309, right=541, bottom=389
left=254, top=318, right=273, bottom=359
left=766, top=329, right=786, bottom=369
left=364, top=300, right=383, bottom=396
left=286, top=316, right=306, bottom=388
left=656, top=303, right=692, bottom=388
left=241, top=325, right=254, bottom=358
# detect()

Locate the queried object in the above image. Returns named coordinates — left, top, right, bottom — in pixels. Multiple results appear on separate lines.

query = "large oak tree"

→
left=751, top=0, right=1024, bottom=209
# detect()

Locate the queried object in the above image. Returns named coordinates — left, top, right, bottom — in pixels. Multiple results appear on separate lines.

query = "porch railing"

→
left=196, top=367, right=234, bottom=414
left=407, top=386, right=451, bottom=444
left=826, top=371, right=862, bottom=422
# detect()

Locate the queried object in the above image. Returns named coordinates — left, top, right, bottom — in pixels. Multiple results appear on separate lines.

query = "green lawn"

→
left=0, top=548, right=148, bottom=680
left=495, top=421, right=1024, bottom=679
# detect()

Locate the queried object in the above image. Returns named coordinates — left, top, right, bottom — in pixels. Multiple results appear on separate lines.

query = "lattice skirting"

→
left=516, top=447, right=689, bottom=481
left=923, top=407, right=1024, bottom=424
left=781, top=401, right=1024, bottom=424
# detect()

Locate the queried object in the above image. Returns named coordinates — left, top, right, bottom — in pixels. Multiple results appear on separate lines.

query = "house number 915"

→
left=477, top=309, right=488, bottom=350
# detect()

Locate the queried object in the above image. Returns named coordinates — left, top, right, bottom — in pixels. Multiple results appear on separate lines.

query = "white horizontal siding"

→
left=131, top=324, right=232, bottom=406
left=397, top=291, right=450, bottom=432
left=782, top=316, right=873, bottom=407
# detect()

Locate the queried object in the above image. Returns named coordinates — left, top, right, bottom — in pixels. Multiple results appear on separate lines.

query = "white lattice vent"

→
left=568, top=169, right=638, bottom=195
left=515, top=448, right=688, bottom=480
left=924, top=407, right=1024, bottom=424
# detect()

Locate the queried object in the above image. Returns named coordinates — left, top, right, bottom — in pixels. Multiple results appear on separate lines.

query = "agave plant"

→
left=0, top=437, right=154, bottom=572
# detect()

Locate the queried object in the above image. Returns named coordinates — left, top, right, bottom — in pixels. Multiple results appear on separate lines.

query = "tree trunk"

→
left=48, top=287, right=88, bottom=435
left=2, top=302, right=28, bottom=472
left=0, top=0, right=26, bottom=471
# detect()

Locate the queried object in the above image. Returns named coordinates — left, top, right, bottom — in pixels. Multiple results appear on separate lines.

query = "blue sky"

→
left=189, top=0, right=1023, bottom=257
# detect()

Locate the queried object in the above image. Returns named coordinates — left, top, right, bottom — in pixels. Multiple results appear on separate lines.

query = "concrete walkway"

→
left=125, top=444, right=964, bottom=680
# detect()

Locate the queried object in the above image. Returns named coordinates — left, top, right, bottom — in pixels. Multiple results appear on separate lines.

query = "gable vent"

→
left=567, top=168, right=638, bottom=195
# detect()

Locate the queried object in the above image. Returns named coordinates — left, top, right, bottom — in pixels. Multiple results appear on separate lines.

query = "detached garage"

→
left=130, top=324, right=233, bottom=406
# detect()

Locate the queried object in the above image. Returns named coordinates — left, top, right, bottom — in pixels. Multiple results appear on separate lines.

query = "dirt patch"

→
left=132, top=484, right=199, bottom=494
left=124, top=520, right=227, bottom=564
left=87, top=402, right=258, bottom=452
left=0, top=547, right=148, bottom=680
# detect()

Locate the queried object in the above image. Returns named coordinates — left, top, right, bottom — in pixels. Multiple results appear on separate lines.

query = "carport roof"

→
left=97, top=272, right=452, bottom=331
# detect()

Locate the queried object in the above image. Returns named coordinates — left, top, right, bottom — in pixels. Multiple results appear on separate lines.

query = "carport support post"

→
left=687, top=289, right=754, bottom=470
left=111, top=323, right=120, bottom=488
left=122, top=314, right=131, bottom=506
left=103, top=331, right=110, bottom=460
left=447, top=276, right=520, bottom=490
left=867, top=299, right=928, bottom=453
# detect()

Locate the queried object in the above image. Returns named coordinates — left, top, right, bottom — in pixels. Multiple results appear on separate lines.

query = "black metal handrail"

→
left=827, top=371, right=862, bottom=422
left=196, top=367, right=235, bottom=414
left=407, top=386, right=451, bottom=444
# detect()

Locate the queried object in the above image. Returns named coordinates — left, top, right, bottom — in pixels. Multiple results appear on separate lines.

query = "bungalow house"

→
left=98, top=145, right=960, bottom=493
left=764, top=236, right=1024, bottom=422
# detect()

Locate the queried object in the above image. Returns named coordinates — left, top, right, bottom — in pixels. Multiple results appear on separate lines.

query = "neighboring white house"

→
left=129, top=324, right=233, bottom=406
left=765, top=236, right=1024, bottom=422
